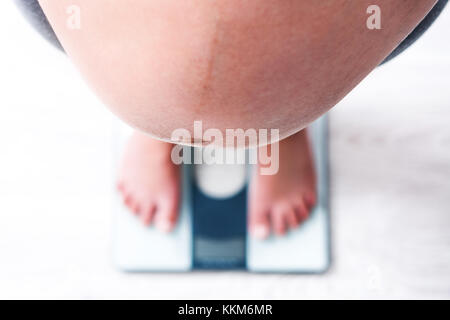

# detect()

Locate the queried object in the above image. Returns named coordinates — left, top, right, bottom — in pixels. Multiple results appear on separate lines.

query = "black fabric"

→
left=13, top=0, right=62, bottom=50
left=382, top=0, right=448, bottom=64
left=14, top=0, right=448, bottom=63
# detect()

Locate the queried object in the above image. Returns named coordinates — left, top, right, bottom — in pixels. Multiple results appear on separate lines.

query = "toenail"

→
left=252, top=225, right=269, bottom=239
left=306, top=193, right=317, bottom=207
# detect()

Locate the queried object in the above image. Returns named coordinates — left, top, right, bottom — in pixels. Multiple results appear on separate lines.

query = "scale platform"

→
left=113, top=116, right=330, bottom=273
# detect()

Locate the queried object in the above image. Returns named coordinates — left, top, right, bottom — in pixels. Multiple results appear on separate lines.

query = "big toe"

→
left=140, top=202, right=157, bottom=226
left=155, top=196, right=179, bottom=233
left=249, top=208, right=270, bottom=240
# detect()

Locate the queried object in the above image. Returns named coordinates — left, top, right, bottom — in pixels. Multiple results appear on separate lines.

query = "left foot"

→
left=117, top=131, right=180, bottom=232
left=248, top=130, right=316, bottom=239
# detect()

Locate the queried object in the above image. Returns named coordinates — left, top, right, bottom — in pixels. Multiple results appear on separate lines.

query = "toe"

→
left=121, top=187, right=142, bottom=216
left=272, top=205, right=287, bottom=236
left=141, top=203, right=156, bottom=226
left=304, top=190, right=317, bottom=209
left=130, top=202, right=140, bottom=215
left=123, top=193, right=137, bottom=214
left=155, top=196, right=179, bottom=233
left=249, top=208, right=270, bottom=240
left=285, top=207, right=299, bottom=229
left=295, top=200, right=309, bottom=224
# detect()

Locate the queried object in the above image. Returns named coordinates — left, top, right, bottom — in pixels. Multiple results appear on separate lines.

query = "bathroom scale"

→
left=112, top=116, right=330, bottom=273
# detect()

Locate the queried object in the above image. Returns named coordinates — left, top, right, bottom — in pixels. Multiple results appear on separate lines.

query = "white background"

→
left=0, top=1, right=449, bottom=299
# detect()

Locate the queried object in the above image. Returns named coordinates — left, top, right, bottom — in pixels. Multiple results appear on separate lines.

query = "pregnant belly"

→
left=38, top=0, right=436, bottom=143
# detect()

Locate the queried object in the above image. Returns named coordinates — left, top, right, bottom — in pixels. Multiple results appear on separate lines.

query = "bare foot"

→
left=248, top=129, right=316, bottom=239
left=117, top=131, right=180, bottom=232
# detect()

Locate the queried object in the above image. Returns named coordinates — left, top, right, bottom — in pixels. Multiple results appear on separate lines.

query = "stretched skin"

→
left=36, top=0, right=437, bottom=144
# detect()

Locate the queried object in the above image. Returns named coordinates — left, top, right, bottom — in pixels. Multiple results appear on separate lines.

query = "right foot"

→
left=117, top=131, right=180, bottom=232
left=248, top=130, right=317, bottom=239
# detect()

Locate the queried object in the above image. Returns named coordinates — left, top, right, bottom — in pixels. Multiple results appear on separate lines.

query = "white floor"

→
left=0, top=2, right=449, bottom=299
